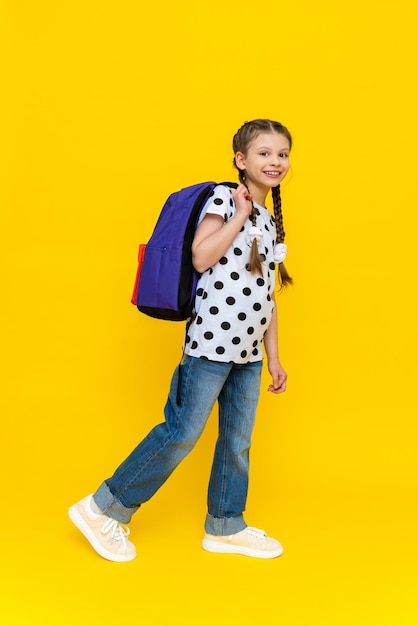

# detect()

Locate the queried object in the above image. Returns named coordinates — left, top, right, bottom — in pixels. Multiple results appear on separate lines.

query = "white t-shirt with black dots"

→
left=184, top=184, right=277, bottom=364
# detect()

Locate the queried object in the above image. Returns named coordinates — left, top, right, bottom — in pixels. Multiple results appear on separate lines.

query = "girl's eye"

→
left=279, top=153, right=289, bottom=158
left=260, top=151, right=269, bottom=156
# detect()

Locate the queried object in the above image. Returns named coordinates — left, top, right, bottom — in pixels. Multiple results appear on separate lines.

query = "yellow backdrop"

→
left=1, top=0, right=417, bottom=624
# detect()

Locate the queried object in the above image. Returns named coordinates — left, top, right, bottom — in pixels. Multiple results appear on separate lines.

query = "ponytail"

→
left=238, top=170, right=264, bottom=276
left=271, top=185, right=292, bottom=286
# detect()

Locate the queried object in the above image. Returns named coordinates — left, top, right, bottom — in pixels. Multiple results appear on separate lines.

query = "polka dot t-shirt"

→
left=184, top=184, right=277, bottom=364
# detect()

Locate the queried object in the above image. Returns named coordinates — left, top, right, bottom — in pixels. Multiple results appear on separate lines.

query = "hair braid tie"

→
left=246, top=226, right=263, bottom=246
left=273, top=242, right=287, bottom=263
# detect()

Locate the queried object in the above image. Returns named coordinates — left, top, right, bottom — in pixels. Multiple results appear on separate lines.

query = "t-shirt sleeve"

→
left=198, top=185, right=235, bottom=225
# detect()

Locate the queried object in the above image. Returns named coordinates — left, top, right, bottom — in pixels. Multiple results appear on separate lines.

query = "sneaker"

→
left=68, top=495, right=136, bottom=562
left=202, top=526, right=283, bottom=559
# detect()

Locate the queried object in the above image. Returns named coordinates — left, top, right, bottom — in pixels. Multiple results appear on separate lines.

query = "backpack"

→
left=131, top=181, right=237, bottom=321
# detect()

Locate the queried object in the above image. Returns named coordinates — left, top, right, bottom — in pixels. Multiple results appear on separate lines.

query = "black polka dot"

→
left=238, top=312, right=247, bottom=321
left=216, top=346, right=225, bottom=355
left=243, top=288, right=252, bottom=296
left=252, top=340, right=258, bottom=347
left=204, top=331, right=214, bottom=340
left=230, top=198, right=234, bottom=207
left=214, top=198, right=224, bottom=205
left=241, top=350, right=248, bottom=358
left=264, top=224, right=269, bottom=231
left=232, top=337, right=241, bottom=345
left=247, top=327, right=255, bottom=335
left=253, top=303, right=262, bottom=311
left=202, top=291, right=208, bottom=299
left=261, top=317, right=267, bottom=325
left=219, top=257, right=228, bottom=265
left=210, top=306, right=219, bottom=315
left=191, top=341, right=198, bottom=349
left=234, top=247, right=243, bottom=256
left=240, top=226, right=245, bottom=232
left=214, top=281, right=224, bottom=289
left=196, top=288, right=204, bottom=297
left=260, top=254, right=266, bottom=262
left=185, top=334, right=190, bottom=343
left=252, top=348, right=259, bottom=356
left=221, top=321, right=231, bottom=330
left=267, top=294, right=271, bottom=302
left=257, top=278, right=265, bottom=286
left=269, top=262, right=275, bottom=270
left=226, top=296, right=236, bottom=305
left=224, top=214, right=228, bottom=222
left=196, top=316, right=203, bottom=324
left=265, top=246, right=269, bottom=255
left=230, top=272, right=239, bottom=280
left=209, top=268, right=213, bottom=275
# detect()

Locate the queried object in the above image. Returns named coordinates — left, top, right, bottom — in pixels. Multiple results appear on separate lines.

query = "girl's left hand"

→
left=267, top=360, right=287, bottom=394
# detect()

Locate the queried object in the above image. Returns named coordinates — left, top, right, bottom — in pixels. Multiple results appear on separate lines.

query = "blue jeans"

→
left=94, top=355, right=262, bottom=535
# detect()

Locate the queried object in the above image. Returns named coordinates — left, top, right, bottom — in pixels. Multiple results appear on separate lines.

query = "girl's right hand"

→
left=232, top=184, right=253, bottom=218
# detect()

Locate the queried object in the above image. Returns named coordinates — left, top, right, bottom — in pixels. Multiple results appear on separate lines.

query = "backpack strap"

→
left=219, top=181, right=238, bottom=190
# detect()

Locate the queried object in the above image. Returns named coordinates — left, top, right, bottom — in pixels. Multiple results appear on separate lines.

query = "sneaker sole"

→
left=68, top=504, right=136, bottom=563
left=201, top=537, right=283, bottom=559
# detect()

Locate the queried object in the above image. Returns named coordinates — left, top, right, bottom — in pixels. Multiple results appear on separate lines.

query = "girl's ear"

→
left=234, top=151, right=246, bottom=170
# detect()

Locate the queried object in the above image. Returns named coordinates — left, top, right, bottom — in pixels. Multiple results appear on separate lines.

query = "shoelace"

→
left=227, top=527, right=267, bottom=542
left=101, top=518, right=130, bottom=546
left=245, top=527, right=267, bottom=541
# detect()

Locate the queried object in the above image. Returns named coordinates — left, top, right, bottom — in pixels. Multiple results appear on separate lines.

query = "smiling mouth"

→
left=263, top=171, right=281, bottom=177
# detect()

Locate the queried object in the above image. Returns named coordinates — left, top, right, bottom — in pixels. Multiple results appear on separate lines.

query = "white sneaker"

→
left=202, top=526, right=283, bottom=559
left=68, top=495, right=136, bottom=562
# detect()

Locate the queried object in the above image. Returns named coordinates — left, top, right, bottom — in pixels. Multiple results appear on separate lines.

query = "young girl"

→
left=69, top=118, right=293, bottom=562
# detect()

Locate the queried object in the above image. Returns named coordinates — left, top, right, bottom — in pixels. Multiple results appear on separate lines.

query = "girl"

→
left=69, top=118, right=293, bottom=562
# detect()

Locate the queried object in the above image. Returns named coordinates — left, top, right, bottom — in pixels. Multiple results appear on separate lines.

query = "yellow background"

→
left=1, top=0, right=417, bottom=624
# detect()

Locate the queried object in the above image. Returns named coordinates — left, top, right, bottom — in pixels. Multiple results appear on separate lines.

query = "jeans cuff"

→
left=204, top=513, right=247, bottom=536
left=93, top=481, right=139, bottom=524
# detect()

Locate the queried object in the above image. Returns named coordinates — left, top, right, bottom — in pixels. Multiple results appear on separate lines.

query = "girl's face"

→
left=235, top=131, right=290, bottom=199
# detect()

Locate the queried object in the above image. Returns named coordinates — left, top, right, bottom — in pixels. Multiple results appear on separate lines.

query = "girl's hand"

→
left=267, top=359, right=287, bottom=394
left=232, top=183, right=253, bottom=218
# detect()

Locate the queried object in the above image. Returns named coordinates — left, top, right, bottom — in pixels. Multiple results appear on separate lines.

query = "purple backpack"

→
left=131, top=181, right=237, bottom=321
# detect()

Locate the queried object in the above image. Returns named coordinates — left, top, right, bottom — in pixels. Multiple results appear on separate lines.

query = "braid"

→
left=272, top=185, right=285, bottom=243
left=238, top=171, right=263, bottom=276
left=272, top=185, right=292, bottom=286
